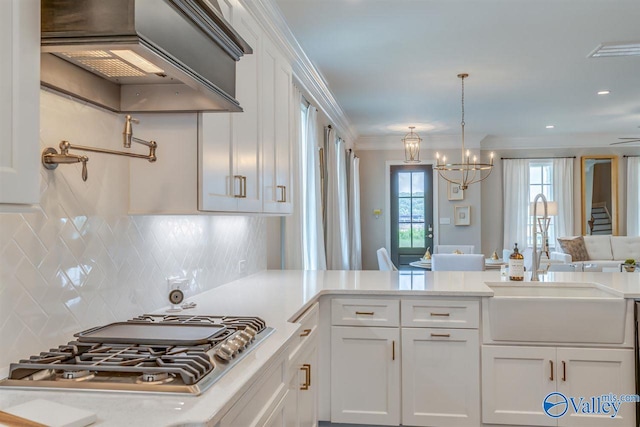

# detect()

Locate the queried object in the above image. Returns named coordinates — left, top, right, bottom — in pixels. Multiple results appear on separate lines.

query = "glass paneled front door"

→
left=390, top=165, right=433, bottom=268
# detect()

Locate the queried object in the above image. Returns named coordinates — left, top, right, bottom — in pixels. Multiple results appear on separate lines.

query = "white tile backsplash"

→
left=0, top=90, right=267, bottom=371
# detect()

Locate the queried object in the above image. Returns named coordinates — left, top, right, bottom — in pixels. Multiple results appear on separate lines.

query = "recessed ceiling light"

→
left=589, top=42, right=640, bottom=58
left=597, top=90, right=610, bottom=95
left=546, top=125, right=555, bottom=129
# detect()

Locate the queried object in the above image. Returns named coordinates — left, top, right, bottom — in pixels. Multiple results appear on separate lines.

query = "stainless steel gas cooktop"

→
left=0, top=314, right=274, bottom=395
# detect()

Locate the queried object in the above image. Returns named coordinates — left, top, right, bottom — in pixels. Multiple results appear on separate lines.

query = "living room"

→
left=273, top=0, right=640, bottom=271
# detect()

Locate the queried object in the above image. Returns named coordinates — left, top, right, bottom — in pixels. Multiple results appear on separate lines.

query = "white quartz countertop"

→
left=1, top=269, right=639, bottom=426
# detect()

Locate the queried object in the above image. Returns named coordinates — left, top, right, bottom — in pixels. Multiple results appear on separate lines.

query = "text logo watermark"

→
left=543, top=392, right=639, bottom=419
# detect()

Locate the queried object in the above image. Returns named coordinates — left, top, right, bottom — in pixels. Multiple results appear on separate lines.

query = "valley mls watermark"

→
left=543, top=392, right=640, bottom=419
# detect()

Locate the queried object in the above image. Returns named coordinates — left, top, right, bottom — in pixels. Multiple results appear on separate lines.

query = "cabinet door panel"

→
left=482, top=345, right=556, bottom=426
left=402, top=328, right=480, bottom=426
left=330, top=326, right=400, bottom=425
left=233, top=4, right=261, bottom=212
left=557, top=347, right=635, bottom=427
left=199, top=112, right=237, bottom=211
left=0, top=0, right=39, bottom=206
left=296, top=338, right=318, bottom=427
left=273, top=59, right=292, bottom=214
left=218, top=352, right=287, bottom=427
left=261, top=37, right=278, bottom=213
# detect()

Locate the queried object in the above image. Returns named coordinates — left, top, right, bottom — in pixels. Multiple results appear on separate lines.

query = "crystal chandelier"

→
left=402, top=126, right=421, bottom=163
left=435, top=73, right=494, bottom=190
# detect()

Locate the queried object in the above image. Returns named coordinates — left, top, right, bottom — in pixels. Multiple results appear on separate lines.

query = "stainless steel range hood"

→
left=41, top=0, right=252, bottom=113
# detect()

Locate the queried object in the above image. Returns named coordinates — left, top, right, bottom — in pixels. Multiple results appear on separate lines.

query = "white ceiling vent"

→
left=589, top=42, right=640, bottom=58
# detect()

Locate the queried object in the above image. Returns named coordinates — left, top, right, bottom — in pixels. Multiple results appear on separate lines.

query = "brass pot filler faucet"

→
left=42, top=115, right=157, bottom=181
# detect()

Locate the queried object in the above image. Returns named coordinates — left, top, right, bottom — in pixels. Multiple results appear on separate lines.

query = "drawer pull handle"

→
left=355, top=311, right=375, bottom=316
left=430, top=312, right=450, bottom=317
left=549, top=360, right=554, bottom=381
left=299, top=328, right=312, bottom=337
left=392, top=340, right=396, bottom=361
left=562, top=361, right=566, bottom=382
left=430, top=333, right=451, bottom=338
left=300, top=364, right=311, bottom=390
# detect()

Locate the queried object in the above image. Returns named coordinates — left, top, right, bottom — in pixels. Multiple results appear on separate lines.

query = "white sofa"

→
left=551, top=235, right=640, bottom=269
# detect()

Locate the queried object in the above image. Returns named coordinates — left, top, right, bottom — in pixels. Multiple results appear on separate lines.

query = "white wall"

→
left=357, top=148, right=482, bottom=270
left=0, top=90, right=267, bottom=372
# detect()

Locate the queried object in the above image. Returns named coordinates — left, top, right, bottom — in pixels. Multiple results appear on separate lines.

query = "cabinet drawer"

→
left=331, top=298, right=399, bottom=327
left=289, top=302, right=319, bottom=360
left=401, top=299, right=479, bottom=328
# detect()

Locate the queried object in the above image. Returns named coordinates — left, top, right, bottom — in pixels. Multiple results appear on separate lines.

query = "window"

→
left=528, top=161, right=555, bottom=248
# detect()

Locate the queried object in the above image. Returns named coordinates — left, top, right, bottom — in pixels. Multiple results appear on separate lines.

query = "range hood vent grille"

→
left=41, top=0, right=253, bottom=113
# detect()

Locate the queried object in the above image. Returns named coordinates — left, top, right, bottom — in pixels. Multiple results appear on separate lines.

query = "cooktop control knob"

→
left=225, top=339, right=241, bottom=354
left=232, top=332, right=248, bottom=349
left=238, top=330, right=253, bottom=344
left=243, top=326, right=257, bottom=340
left=215, top=343, right=235, bottom=361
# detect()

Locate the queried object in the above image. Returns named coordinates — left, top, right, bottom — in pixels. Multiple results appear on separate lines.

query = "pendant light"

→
left=435, top=73, right=494, bottom=190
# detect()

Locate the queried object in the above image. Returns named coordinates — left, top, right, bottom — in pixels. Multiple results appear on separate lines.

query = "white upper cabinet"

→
left=200, top=0, right=262, bottom=213
left=0, top=0, right=40, bottom=207
left=261, top=36, right=293, bottom=214
left=131, top=0, right=294, bottom=215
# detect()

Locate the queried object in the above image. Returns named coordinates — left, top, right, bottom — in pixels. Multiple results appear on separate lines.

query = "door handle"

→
left=562, top=361, right=566, bottom=381
left=355, top=311, right=374, bottom=316
left=392, top=340, right=395, bottom=361
left=549, top=360, right=554, bottom=381
left=299, top=328, right=311, bottom=337
left=430, top=333, right=451, bottom=338
left=430, top=312, right=450, bottom=317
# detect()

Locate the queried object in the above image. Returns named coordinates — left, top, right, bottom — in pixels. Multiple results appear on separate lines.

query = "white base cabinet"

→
left=330, top=326, right=400, bottom=425
left=288, top=302, right=320, bottom=427
left=482, top=345, right=635, bottom=427
left=218, top=350, right=289, bottom=427
left=402, top=327, right=480, bottom=426
left=329, top=297, right=481, bottom=427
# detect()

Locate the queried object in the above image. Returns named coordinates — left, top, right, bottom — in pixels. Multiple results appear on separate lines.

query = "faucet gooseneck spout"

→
left=530, top=193, right=549, bottom=282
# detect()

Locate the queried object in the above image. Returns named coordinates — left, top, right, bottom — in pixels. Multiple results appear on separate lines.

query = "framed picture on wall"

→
left=448, top=182, right=464, bottom=200
left=454, top=205, right=471, bottom=226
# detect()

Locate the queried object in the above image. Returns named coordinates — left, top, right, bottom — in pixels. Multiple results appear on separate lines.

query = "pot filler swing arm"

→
left=42, top=115, right=157, bottom=181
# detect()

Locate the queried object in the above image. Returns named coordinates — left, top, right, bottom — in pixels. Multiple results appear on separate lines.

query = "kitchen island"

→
left=0, top=270, right=638, bottom=426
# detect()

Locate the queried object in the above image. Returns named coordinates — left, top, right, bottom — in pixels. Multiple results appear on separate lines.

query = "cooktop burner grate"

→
left=1, top=314, right=273, bottom=394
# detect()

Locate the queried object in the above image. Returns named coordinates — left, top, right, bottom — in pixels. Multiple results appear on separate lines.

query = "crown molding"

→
left=240, top=0, right=358, bottom=143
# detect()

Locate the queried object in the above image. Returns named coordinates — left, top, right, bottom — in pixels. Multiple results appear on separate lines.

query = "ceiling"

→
left=274, top=0, right=640, bottom=144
